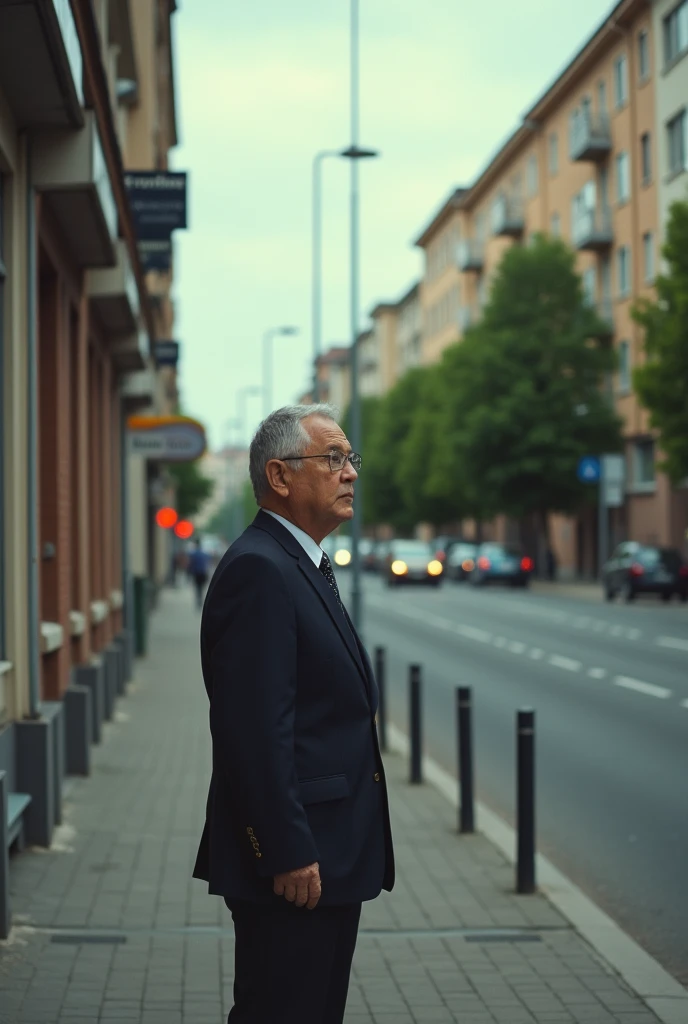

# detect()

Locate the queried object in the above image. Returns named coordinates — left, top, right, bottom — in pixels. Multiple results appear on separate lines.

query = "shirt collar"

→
left=262, top=510, right=323, bottom=567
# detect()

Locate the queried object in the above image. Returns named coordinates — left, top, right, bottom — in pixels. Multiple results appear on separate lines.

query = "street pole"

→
left=312, top=151, right=339, bottom=404
left=262, top=326, right=298, bottom=419
left=348, top=0, right=362, bottom=632
left=598, top=457, right=608, bottom=579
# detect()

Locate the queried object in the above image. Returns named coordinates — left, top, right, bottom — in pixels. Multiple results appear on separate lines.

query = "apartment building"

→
left=653, top=0, right=688, bottom=235
left=413, top=0, right=686, bottom=572
left=396, top=282, right=422, bottom=374
left=0, top=0, right=181, bottom=905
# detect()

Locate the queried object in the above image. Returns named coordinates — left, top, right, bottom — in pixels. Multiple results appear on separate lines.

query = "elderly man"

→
left=193, top=405, right=395, bottom=1024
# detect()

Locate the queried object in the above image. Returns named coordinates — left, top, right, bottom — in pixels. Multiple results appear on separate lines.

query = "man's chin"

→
left=336, top=504, right=354, bottom=521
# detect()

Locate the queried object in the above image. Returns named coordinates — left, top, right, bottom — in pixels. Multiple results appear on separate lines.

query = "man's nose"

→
left=342, top=459, right=358, bottom=481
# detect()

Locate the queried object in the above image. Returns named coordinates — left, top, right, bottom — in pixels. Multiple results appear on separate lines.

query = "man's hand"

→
left=273, top=862, right=321, bottom=910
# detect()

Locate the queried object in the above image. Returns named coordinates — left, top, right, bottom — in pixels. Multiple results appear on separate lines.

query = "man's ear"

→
left=264, top=459, right=290, bottom=498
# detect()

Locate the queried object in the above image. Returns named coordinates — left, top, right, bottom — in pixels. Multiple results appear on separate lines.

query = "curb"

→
left=386, top=722, right=688, bottom=1024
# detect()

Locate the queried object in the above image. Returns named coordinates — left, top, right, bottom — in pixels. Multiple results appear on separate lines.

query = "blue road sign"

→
left=577, top=455, right=601, bottom=483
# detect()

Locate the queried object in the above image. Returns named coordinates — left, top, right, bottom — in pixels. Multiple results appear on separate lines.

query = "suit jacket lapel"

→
left=296, top=555, right=370, bottom=695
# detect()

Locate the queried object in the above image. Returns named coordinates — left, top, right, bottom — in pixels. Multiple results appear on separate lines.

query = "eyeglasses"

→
left=281, top=451, right=362, bottom=472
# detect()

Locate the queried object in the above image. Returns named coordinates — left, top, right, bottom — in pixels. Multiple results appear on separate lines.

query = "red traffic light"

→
left=156, top=506, right=178, bottom=529
left=174, top=519, right=194, bottom=539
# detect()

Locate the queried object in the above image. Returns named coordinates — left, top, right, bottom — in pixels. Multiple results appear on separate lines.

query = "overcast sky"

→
left=171, top=0, right=614, bottom=451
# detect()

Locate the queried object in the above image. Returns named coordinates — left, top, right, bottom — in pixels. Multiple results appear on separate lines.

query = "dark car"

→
left=603, top=543, right=688, bottom=603
left=383, top=539, right=444, bottom=587
left=469, top=543, right=534, bottom=588
left=431, top=535, right=462, bottom=567
left=446, top=542, right=479, bottom=582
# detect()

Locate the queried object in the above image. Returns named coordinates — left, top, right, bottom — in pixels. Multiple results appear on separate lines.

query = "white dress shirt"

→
left=262, top=510, right=323, bottom=568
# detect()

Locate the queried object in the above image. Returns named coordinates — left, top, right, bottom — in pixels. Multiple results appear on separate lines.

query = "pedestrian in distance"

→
left=193, top=404, right=395, bottom=1024
left=187, top=537, right=211, bottom=609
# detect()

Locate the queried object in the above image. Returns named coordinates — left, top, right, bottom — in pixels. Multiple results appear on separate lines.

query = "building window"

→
left=617, top=245, right=631, bottom=296
left=638, top=30, right=650, bottom=80
left=550, top=211, right=561, bottom=237
left=613, top=53, right=628, bottom=108
left=667, top=109, right=687, bottom=175
left=598, top=79, right=608, bottom=113
left=633, top=439, right=655, bottom=486
left=615, top=151, right=630, bottom=202
left=664, top=0, right=688, bottom=65
left=548, top=133, right=558, bottom=175
left=582, top=266, right=597, bottom=306
left=642, top=231, right=655, bottom=282
left=618, top=340, right=631, bottom=392
left=640, top=132, right=652, bottom=184
left=526, top=154, right=538, bottom=197
left=0, top=175, right=5, bottom=658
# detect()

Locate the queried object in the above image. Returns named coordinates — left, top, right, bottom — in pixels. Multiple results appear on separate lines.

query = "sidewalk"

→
left=0, top=586, right=665, bottom=1024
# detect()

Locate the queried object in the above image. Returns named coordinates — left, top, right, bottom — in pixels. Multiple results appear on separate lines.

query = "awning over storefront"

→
left=87, top=239, right=140, bottom=335
left=32, top=111, right=117, bottom=267
left=113, top=328, right=151, bottom=374
left=0, top=0, right=83, bottom=129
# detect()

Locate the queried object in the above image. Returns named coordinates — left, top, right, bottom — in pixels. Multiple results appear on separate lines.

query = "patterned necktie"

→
left=319, top=552, right=343, bottom=610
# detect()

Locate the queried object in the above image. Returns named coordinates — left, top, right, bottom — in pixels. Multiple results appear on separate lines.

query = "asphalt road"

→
left=341, top=571, right=688, bottom=984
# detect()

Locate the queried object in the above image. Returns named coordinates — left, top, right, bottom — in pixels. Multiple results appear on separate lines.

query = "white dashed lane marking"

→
left=656, top=636, right=688, bottom=654
left=549, top=655, right=581, bottom=672
left=588, top=667, right=607, bottom=679
left=529, top=648, right=544, bottom=660
left=614, top=676, right=672, bottom=700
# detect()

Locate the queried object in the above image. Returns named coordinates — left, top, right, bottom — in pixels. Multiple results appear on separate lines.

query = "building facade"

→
left=412, top=0, right=686, bottom=572
left=0, top=0, right=181, bottom=909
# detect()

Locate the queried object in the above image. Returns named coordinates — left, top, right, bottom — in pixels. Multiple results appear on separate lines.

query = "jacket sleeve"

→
left=206, top=551, right=319, bottom=877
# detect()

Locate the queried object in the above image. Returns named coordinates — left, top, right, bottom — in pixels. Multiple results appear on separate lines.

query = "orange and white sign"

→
left=127, top=415, right=206, bottom=462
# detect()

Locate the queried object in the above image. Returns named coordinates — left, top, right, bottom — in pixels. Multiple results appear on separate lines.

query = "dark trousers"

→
left=225, top=899, right=362, bottom=1024
left=192, top=573, right=207, bottom=609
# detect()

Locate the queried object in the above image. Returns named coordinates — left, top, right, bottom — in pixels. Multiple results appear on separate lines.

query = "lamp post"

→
left=312, top=150, right=340, bottom=403
left=342, top=0, right=379, bottom=633
left=263, top=325, right=299, bottom=419
left=236, top=384, right=262, bottom=449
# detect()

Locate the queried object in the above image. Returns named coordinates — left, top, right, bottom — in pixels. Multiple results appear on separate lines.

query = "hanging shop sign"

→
left=124, top=171, right=188, bottom=239
left=138, top=238, right=173, bottom=272
left=127, top=415, right=206, bottom=462
left=153, top=340, right=180, bottom=368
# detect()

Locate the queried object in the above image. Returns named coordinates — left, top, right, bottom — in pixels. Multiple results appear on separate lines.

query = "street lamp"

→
left=236, top=384, right=263, bottom=448
left=342, top=0, right=379, bottom=633
left=311, top=145, right=378, bottom=405
left=263, top=326, right=299, bottom=418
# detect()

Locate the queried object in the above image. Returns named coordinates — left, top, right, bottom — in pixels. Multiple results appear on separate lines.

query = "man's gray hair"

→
left=249, top=404, right=339, bottom=502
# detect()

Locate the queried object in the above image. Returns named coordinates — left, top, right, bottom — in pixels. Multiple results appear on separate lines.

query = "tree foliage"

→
left=632, top=199, right=688, bottom=484
left=166, top=458, right=214, bottom=519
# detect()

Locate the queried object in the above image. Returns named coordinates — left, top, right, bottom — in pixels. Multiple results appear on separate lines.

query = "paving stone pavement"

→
left=0, top=585, right=662, bottom=1024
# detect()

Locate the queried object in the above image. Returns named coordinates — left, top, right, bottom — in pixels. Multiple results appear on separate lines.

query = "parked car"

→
left=469, top=543, right=534, bottom=588
left=603, top=542, right=688, bottom=602
left=446, top=542, right=479, bottom=582
left=383, top=539, right=444, bottom=587
left=431, top=535, right=462, bottom=566
left=357, top=538, right=378, bottom=572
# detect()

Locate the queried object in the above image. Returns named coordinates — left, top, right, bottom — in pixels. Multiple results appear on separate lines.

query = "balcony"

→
left=457, top=239, right=484, bottom=272
left=121, top=367, right=155, bottom=410
left=585, top=296, right=614, bottom=338
left=572, top=207, right=613, bottom=252
left=491, top=194, right=524, bottom=238
left=0, top=0, right=83, bottom=129
left=570, top=112, right=612, bottom=163
left=32, top=112, right=118, bottom=267
left=112, top=329, right=150, bottom=373
left=87, top=240, right=140, bottom=335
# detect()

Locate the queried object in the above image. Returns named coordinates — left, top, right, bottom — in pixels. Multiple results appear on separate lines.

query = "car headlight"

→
left=391, top=560, right=408, bottom=576
left=427, top=560, right=443, bottom=576
left=334, top=549, right=352, bottom=566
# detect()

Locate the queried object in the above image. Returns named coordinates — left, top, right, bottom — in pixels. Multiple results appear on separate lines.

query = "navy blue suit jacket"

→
left=193, top=510, right=395, bottom=905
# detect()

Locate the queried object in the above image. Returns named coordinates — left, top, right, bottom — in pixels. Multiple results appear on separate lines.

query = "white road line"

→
left=627, top=628, right=641, bottom=640
left=529, top=648, right=544, bottom=660
left=656, top=636, right=688, bottom=653
left=549, top=654, right=581, bottom=672
left=493, top=637, right=507, bottom=648
left=588, top=667, right=607, bottom=679
left=609, top=625, right=624, bottom=637
left=454, top=624, right=492, bottom=643
left=507, top=640, right=527, bottom=654
left=614, top=676, right=672, bottom=700
left=593, top=621, right=605, bottom=632
left=681, top=700, right=688, bottom=710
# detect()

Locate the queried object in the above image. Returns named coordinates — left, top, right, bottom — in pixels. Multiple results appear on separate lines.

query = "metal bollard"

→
left=409, top=664, right=423, bottom=784
left=516, top=708, right=536, bottom=894
left=456, top=687, right=475, bottom=834
left=375, top=647, right=388, bottom=752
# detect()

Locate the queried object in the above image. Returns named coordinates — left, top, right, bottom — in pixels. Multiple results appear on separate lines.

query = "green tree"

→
left=428, top=235, right=622, bottom=552
left=206, top=481, right=258, bottom=543
left=166, top=458, right=214, bottom=519
left=632, top=200, right=688, bottom=484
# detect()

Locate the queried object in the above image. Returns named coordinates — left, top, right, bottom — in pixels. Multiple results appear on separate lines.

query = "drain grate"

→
left=46, top=926, right=550, bottom=944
